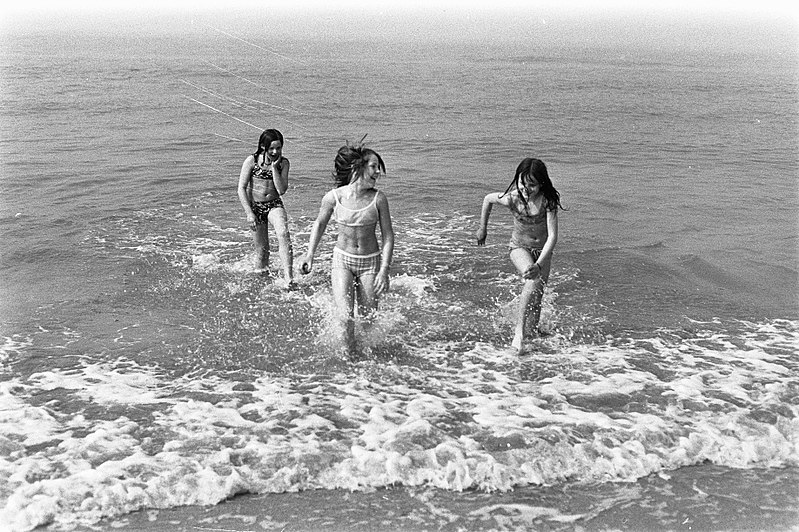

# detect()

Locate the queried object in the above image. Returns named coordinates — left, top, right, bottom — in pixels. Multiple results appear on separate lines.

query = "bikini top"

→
left=252, top=162, right=273, bottom=181
left=252, top=154, right=282, bottom=181
left=333, top=189, right=379, bottom=227
left=510, top=198, right=547, bottom=226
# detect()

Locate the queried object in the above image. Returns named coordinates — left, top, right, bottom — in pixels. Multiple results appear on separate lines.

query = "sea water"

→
left=0, top=8, right=797, bottom=531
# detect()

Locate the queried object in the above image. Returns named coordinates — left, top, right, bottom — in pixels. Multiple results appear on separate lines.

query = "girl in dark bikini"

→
left=476, top=158, right=563, bottom=352
left=237, top=129, right=296, bottom=288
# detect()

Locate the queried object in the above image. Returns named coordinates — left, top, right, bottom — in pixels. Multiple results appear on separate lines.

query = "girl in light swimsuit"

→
left=300, top=142, right=395, bottom=356
left=237, top=128, right=296, bottom=288
left=476, top=157, right=563, bottom=352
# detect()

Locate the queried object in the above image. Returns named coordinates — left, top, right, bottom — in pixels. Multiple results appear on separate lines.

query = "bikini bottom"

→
left=331, top=247, right=381, bottom=278
left=252, top=197, right=284, bottom=224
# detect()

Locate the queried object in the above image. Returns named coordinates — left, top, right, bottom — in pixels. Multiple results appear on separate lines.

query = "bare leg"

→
left=525, top=277, right=547, bottom=337
left=253, top=223, right=270, bottom=272
left=355, top=272, right=378, bottom=343
left=513, top=279, right=537, bottom=350
left=355, top=273, right=378, bottom=316
left=533, top=260, right=552, bottom=334
left=509, top=249, right=551, bottom=352
left=331, top=267, right=357, bottom=356
left=268, top=207, right=294, bottom=285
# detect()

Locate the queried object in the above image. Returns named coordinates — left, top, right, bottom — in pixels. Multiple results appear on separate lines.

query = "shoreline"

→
left=50, top=465, right=799, bottom=532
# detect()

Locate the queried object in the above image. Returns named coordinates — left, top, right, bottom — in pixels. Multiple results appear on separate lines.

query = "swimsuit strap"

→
left=252, top=156, right=274, bottom=180
left=334, top=189, right=378, bottom=211
left=333, top=189, right=379, bottom=226
left=513, top=194, right=546, bottom=218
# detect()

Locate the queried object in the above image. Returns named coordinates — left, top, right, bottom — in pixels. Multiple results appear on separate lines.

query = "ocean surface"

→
left=0, top=8, right=797, bottom=531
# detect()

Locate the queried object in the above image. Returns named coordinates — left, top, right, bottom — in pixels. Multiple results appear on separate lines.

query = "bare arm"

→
left=523, top=209, right=559, bottom=280
left=300, top=190, right=336, bottom=273
left=237, top=156, right=256, bottom=229
left=536, top=210, right=558, bottom=266
left=374, top=192, right=394, bottom=295
left=273, top=157, right=290, bottom=195
left=476, top=192, right=508, bottom=245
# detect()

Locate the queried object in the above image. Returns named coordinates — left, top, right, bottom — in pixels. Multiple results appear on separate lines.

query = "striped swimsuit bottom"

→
left=331, top=248, right=381, bottom=277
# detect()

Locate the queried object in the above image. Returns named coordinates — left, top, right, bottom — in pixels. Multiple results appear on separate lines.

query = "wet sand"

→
left=53, top=465, right=799, bottom=531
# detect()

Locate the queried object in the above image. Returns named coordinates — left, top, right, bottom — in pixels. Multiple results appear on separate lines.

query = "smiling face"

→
left=265, top=140, right=283, bottom=162
left=520, top=172, right=541, bottom=197
left=355, top=153, right=382, bottom=188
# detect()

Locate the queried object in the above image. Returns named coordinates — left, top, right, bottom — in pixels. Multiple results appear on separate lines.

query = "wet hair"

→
left=500, top=157, right=563, bottom=212
left=332, top=140, right=385, bottom=188
left=253, top=129, right=284, bottom=161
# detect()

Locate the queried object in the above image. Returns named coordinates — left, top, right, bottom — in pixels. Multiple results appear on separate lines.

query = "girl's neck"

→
left=518, top=191, right=544, bottom=213
left=519, top=189, right=540, bottom=203
left=348, top=177, right=373, bottom=194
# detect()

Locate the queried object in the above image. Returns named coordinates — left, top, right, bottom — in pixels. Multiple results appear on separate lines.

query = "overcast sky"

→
left=1, top=0, right=795, bottom=52
left=1, top=0, right=795, bottom=14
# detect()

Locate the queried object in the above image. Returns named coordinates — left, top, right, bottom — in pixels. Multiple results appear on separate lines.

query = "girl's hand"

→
left=476, top=227, right=487, bottom=246
left=300, top=257, right=313, bottom=275
left=523, top=264, right=541, bottom=280
left=375, top=270, right=390, bottom=296
left=246, top=213, right=257, bottom=231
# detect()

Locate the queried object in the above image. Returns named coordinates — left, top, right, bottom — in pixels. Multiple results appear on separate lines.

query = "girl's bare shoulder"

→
left=321, top=188, right=338, bottom=203
left=494, top=190, right=516, bottom=206
left=375, top=188, right=388, bottom=201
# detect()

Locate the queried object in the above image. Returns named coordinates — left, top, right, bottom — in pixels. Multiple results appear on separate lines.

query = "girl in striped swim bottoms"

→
left=301, top=140, right=395, bottom=356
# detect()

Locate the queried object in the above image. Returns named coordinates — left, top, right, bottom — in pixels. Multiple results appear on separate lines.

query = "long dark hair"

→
left=332, top=139, right=385, bottom=188
left=500, top=157, right=563, bottom=212
left=253, top=129, right=284, bottom=162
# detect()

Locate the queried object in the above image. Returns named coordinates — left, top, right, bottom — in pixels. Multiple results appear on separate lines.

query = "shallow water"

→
left=1, top=8, right=797, bottom=531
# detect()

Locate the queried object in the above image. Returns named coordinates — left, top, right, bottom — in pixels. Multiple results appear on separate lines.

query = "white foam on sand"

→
left=1, top=321, right=797, bottom=531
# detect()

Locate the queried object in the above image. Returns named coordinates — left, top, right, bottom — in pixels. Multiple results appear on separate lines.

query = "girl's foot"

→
left=511, top=333, right=523, bottom=351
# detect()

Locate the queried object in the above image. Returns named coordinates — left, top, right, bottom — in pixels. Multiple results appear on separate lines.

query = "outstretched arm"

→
left=237, top=156, right=256, bottom=230
left=300, top=191, right=335, bottom=274
left=476, top=192, right=506, bottom=245
left=374, top=192, right=394, bottom=296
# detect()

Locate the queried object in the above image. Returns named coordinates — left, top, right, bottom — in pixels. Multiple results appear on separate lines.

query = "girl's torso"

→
left=249, top=155, right=282, bottom=202
left=332, top=187, right=381, bottom=256
left=508, top=192, right=549, bottom=250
